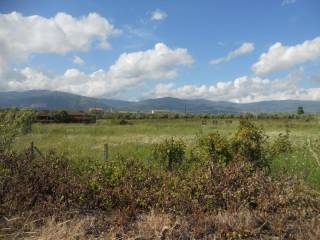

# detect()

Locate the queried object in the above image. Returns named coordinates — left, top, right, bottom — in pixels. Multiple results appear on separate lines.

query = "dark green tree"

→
left=297, top=106, right=304, bottom=115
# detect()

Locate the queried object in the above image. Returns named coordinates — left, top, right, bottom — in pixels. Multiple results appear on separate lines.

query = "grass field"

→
left=15, top=118, right=320, bottom=189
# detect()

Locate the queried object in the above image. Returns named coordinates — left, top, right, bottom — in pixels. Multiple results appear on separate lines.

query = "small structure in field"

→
left=68, top=112, right=96, bottom=123
left=36, top=111, right=96, bottom=123
left=36, top=112, right=54, bottom=123
left=151, top=109, right=169, bottom=114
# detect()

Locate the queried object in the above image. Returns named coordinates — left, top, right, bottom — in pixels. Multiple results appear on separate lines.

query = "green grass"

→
left=14, top=118, right=320, bottom=189
left=271, top=144, right=320, bottom=190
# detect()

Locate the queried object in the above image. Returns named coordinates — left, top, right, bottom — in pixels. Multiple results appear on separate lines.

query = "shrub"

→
left=0, top=109, right=33, bottom=155
left=0, top=151, right=83, bottom=213
left=1, top=146, right=320, bottom=239
left=199, top=132, right=231, bottom=165
left=270, top=130, right=292, bottom=156
left=111, top=119, right=131, bottom=125
left=153, top=138, right=185, bottom=171
left=119, top=119, right=129, bottom=125
left=231, top=120, right=269, bottom=168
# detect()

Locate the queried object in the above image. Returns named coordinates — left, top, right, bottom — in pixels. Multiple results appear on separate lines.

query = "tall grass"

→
left=13, top=118, right=320, bottom=188
left=272, top=144, right=320, bottom=190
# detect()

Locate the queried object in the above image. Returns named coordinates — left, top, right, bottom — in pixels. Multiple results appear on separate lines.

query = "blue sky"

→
left=0, top=0, right=320, bottom=102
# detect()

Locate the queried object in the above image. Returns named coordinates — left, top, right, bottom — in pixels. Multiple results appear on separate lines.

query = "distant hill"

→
left=0, top=90, right=320, bottom=113
left=0, top=90, right=110, bottom=110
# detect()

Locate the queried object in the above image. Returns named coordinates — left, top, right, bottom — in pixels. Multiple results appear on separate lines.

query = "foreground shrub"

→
left=153, top=138, right=185, bottom=171
left=0, top=109, right=33, bottom=155
left=270, top=130, right=292, bottom=156
left=0, top=151, right=83, bottom=214
left=231, top=119, right=269, bottom=168
left=199, top=132, right=231, bottom=165
left=1, top=151, right=319, bottom=239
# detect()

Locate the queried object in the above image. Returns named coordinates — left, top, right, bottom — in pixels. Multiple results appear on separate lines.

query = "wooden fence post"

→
left=30, top=141, right=34, bottom=159
left=104, top=143, right=109, bottom=161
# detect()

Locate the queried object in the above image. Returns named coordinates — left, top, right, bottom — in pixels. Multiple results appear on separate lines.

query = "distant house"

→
left=151, top=109, right=169, bottom=114
left=36, top=112, right=54, bottom=123
left=21, top=107, right=33, bottom=111
left=68, top=112, right=96, bottom=123
left=36, top=111, right=96, bottom=123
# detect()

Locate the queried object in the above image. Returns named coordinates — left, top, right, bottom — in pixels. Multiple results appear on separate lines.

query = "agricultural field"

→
left=15, top=118, right=320, bottom=189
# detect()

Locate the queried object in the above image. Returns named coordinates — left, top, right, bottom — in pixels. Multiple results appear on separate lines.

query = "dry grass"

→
left=26, top=217, right=96, bottom=240
left=1, top=215, right=106, bottom=240
left=5, top=210, right=317, bottom=240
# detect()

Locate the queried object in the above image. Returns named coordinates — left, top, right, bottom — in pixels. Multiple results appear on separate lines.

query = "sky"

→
left=0, top=0, right=320, bottom=102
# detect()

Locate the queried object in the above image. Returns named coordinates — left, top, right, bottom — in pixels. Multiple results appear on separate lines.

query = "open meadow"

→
left=15, top=118, right=320, bottom=189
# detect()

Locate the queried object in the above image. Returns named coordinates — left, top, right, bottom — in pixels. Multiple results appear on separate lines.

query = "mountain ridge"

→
left=0, top=90, right=319, bottom=113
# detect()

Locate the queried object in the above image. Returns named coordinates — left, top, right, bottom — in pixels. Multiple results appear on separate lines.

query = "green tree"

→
left=297, top=106, right=304, bottom=115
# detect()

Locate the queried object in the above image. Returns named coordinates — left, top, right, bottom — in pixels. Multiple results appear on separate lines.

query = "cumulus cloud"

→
left=151, top=10, right=167, bottom=21
left=252, top=36, right=320, bottom=76
left=145, top=69, right=320, bottom=103
left=0, top=12, right=120, bottom=73
left=210, top=42, right=255, bottom=65
left=2, top=43, right=193, bottom=97
left=73, top=56, right=85, bottom=65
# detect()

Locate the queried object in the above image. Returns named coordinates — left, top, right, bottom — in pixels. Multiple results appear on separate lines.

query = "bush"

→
left=0, top=109, right=33, bottom=155
left=119, top=119, right=130, bottom=125
left=199, top=132, right=231, bottom=165
left=111, top=119, right=132, bottom=125
left=153, top=138, right=185, bottom=171
left=270, top=130, right=292, bottom=156
left=231, top=120, right=269, bottom=168
left=1, top=150, right=84, bottom=212
left=1, top=144, right=320, bottom=239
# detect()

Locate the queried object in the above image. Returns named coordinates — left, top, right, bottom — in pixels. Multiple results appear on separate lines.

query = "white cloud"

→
left=252, top=36, right=320, bottom=76
left=282, top=0, right=296, bottom=6
left=73, top=56, right=85, bottom=65
left=0, top=12, right=120, bottom=73
left=151, top=10, right=167, bottom=21
left=2, top=43, right=193, bottom=97
left=145, top=69, right=320, bottom=103
left=210, top=42, right=255, bottom=65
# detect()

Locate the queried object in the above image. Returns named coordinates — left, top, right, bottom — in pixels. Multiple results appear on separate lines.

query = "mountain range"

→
left=1, top=90, right=320, bottom=114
